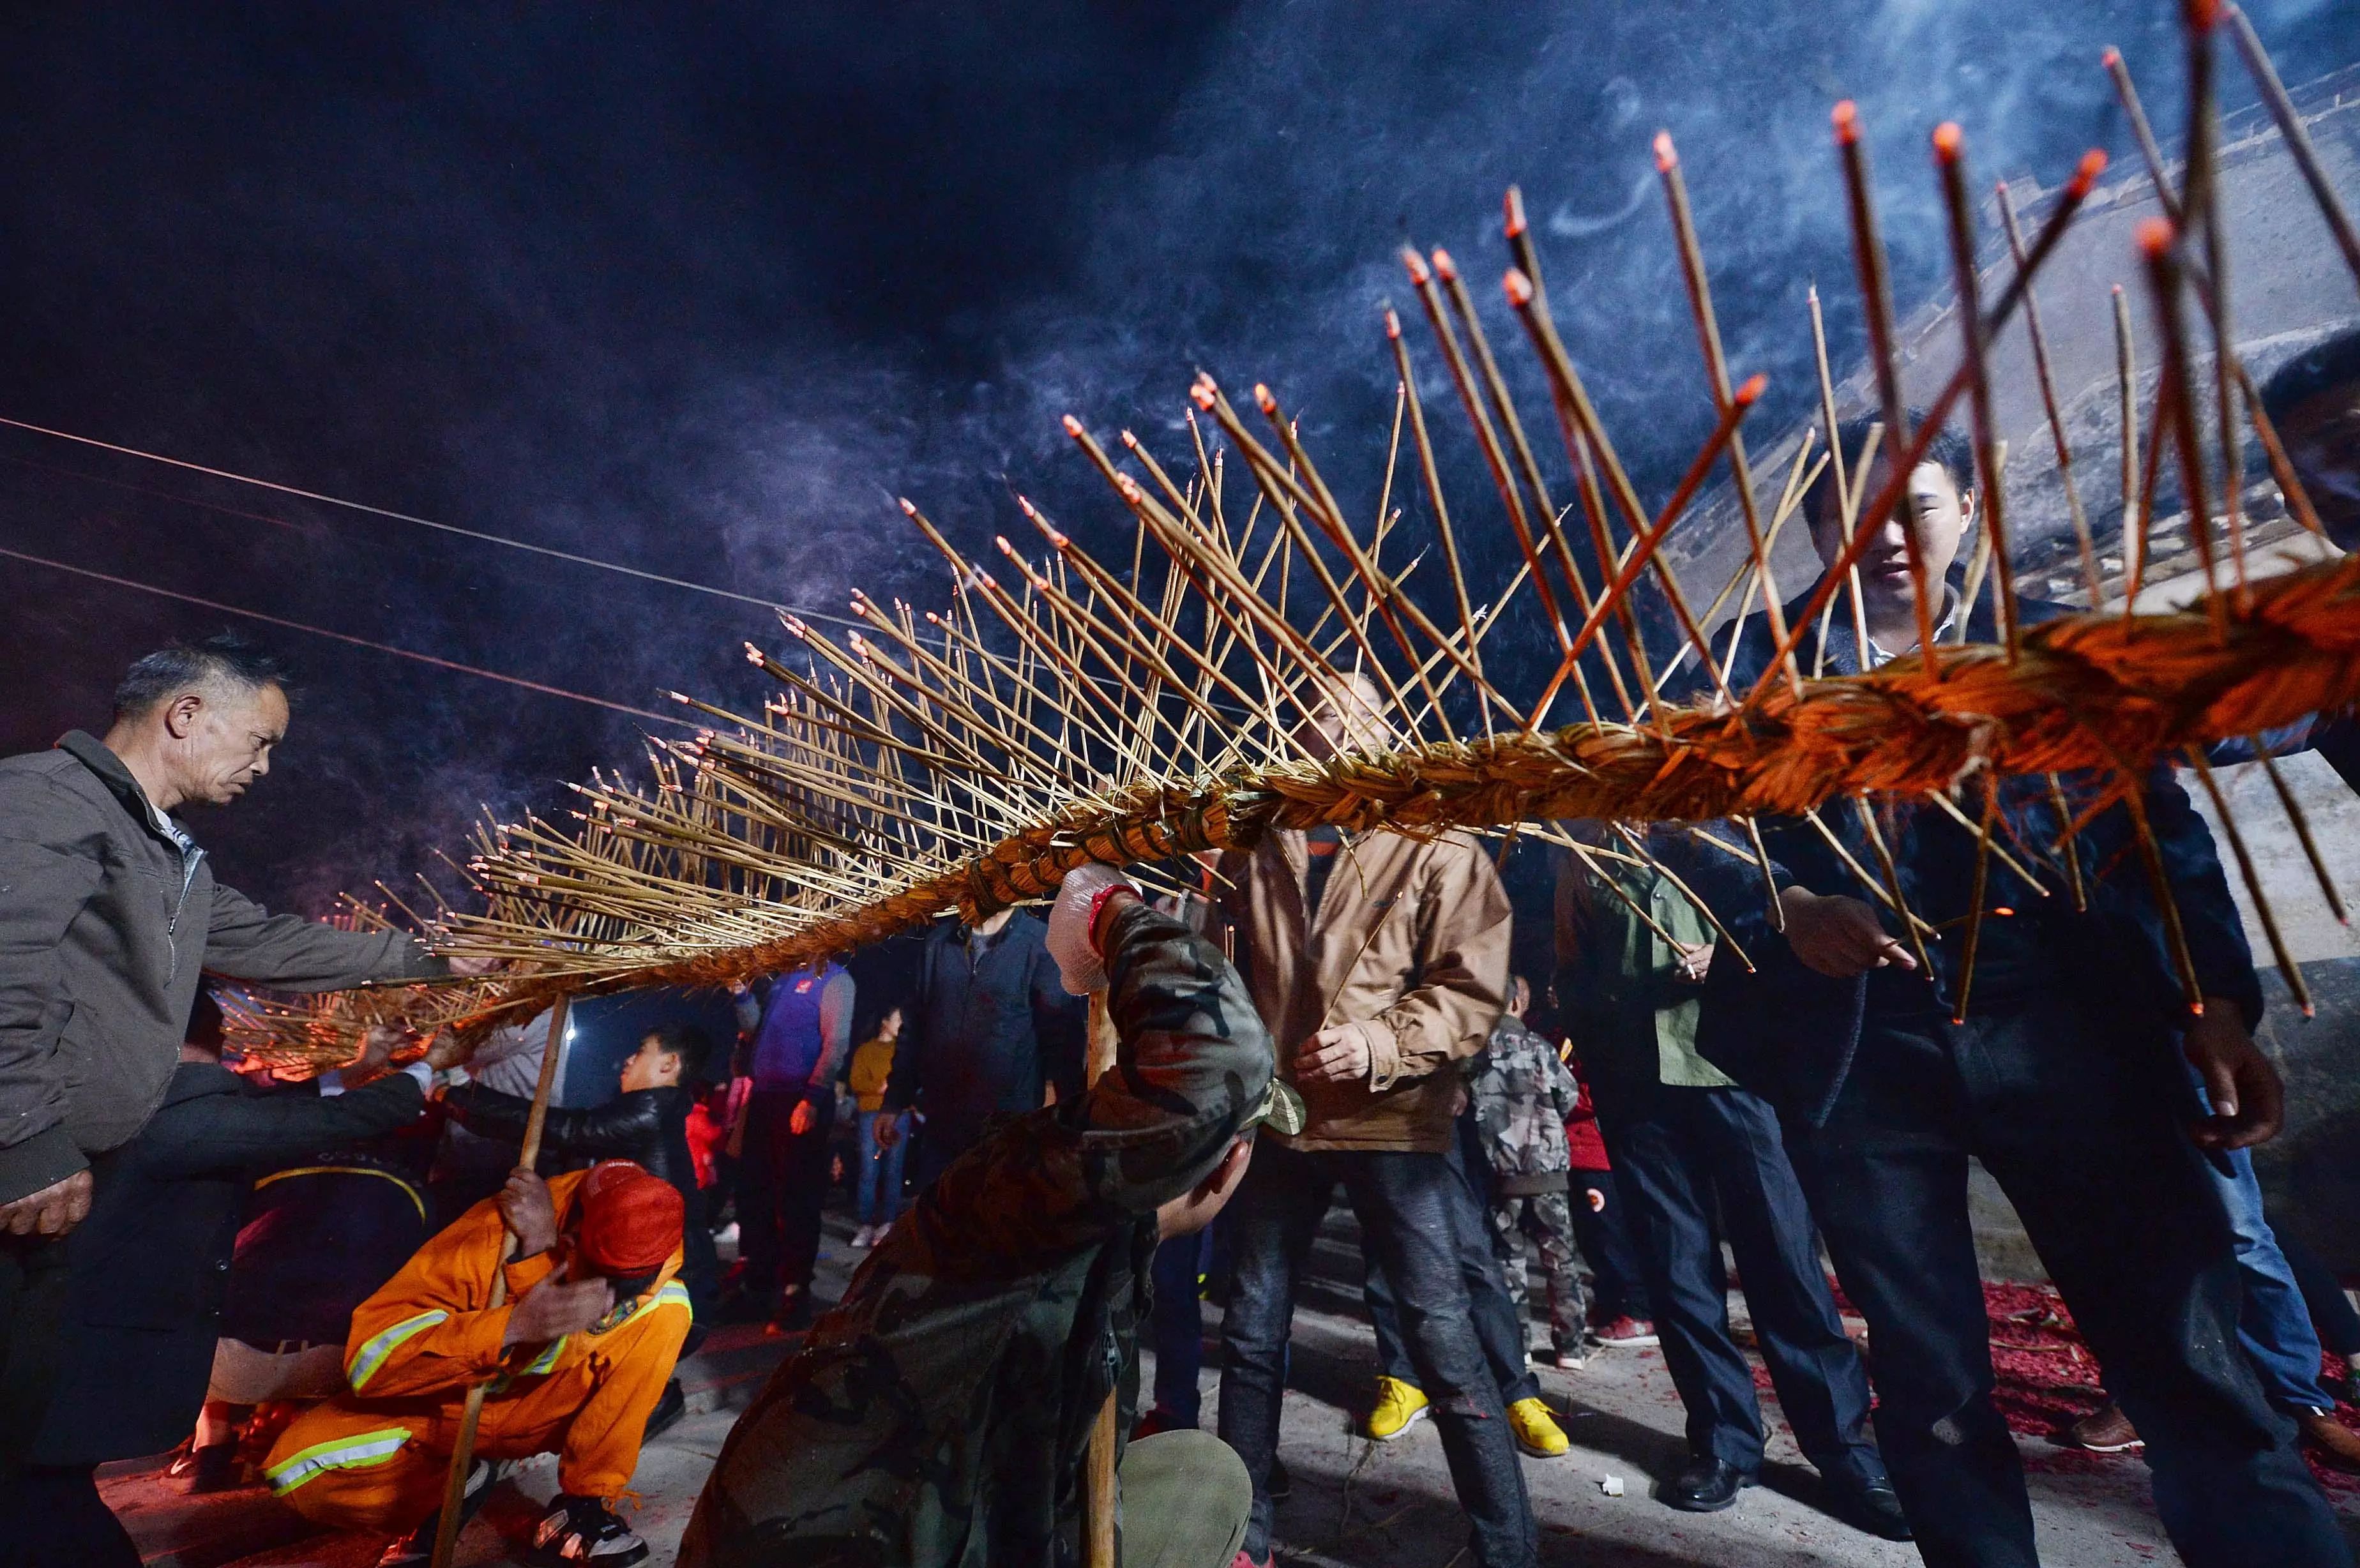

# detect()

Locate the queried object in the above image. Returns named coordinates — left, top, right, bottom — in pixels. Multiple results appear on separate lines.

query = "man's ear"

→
left=163, top=691, right=204, bottom=740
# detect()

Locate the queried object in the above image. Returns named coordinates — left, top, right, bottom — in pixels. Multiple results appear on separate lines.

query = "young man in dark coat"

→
left=1690, top=416, right=2348, bottom=1567
left=882, top=908, right=1087, bottom=1191
left=7, top=991, right=440, bottom=1566
left=679, top=865, right=1297, bottom=1568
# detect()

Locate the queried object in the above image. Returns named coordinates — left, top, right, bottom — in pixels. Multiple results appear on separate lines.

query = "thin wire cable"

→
left=0, top=413, right=866, bottom=628
left=0, top=543, right=693, bottom=728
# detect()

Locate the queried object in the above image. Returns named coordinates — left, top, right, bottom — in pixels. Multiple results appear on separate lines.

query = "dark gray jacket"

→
left=0, top=732, right=446, bottom=1202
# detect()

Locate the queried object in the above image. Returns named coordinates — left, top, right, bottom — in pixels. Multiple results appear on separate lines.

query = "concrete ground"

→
left=104, top=1205, right=2360, bottom=1568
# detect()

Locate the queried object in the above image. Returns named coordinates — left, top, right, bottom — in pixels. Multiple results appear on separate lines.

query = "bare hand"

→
left=503, top=1276, right=615, bottom=1347
left=874, top=1115, right=901, bottom=1150
left=2185, top=1004, right=2285, bottom=1150
left=497, top=1168, right=559, bottom=1257
left=1294, top=1022, right=1374, bottom=1085
left=359, top=1023, right=412, bottom=1073
left=0, top=1170, right=92, bottom=1237
left=1671, top=941, right=1715, bottom=985
left=424, top=1029, right=472, bottom=1073
left=1778, top=888, right=1914, bottom=979
left=790, top=1099, right=817, bottom=1136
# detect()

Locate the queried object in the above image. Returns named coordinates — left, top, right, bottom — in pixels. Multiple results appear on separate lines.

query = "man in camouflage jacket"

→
left=679, top=875, right=1296, bottom=1568
left=1467, top=982, right=1588, bottom=1364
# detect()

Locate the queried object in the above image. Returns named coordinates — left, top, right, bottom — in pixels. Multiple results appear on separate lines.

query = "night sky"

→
left=3, top=2, right=2354, bottom=921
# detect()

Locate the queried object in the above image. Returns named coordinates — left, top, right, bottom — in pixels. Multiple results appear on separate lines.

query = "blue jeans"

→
left=854, top=1110, right=908, bottom=1226
left=2215, top=1147, right=2336, bottom=1412
left=1217, top=1140, right=1536, bottom=1567
left=1149, top=1229, right=1213, bottom=1424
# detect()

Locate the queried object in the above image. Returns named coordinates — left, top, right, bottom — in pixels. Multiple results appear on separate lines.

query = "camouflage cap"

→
left=1241, top=1076, right=1307, bottom=1137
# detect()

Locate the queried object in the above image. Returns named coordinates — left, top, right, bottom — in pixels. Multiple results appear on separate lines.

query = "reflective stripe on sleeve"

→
left=345, top=1309, right=450, bottom=1389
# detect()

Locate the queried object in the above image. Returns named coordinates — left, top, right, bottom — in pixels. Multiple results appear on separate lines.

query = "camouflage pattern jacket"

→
left=1467, top=1013, right=1579, bottom=1196
left=679, top=898, right=1274, bottom=1568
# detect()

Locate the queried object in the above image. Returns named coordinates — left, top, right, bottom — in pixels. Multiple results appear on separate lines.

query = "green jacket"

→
left=1551, top=841, right=1732, bottom=1096
left=680, top=898, right=1274, bottom=1568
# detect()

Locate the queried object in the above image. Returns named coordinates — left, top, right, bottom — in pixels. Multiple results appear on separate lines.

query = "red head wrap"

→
left=575, top=1160, right=683, bottom=1276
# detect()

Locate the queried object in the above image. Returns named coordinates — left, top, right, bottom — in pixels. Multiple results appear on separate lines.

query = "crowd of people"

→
left=4, top=332, right=2360, bottom=1568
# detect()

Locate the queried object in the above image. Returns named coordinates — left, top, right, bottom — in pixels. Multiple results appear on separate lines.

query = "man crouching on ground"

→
left=681, top=864, right=1299, bottom=1568
left=264, top=1160, right=691, bottom=1567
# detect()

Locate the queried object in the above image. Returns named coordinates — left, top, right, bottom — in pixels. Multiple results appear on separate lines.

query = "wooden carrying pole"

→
left=1084, top=988, right=1120, bottom=1568
left=430, top=991, right=572, bottom=1568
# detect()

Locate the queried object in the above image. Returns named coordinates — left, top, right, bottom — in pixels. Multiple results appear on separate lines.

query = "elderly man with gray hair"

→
left=0, top=633, right=474, bottom=1481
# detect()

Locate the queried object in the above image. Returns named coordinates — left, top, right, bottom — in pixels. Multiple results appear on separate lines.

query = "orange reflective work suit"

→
left=263, top=1168, right=690, bottom=1532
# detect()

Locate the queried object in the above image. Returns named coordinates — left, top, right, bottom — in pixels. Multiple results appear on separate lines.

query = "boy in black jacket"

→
left=442, top=1025, right=716, bottom=1359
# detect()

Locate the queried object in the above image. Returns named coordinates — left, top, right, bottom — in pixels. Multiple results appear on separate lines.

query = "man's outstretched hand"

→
left=1777, top=887, right=1915, bottom=979
left=1294, top=1021, right=1378, bottom=1085
left=2186, top=1004, right=2285, bottom=1150
left=497, top=1168, right=559, bottom=1258
left=0, top=1170, right=92, bottom=1237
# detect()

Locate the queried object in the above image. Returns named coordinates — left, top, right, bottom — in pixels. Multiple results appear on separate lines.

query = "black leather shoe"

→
left=1826, top=1474, right=1914, bottom=1541
left=1663, top=1456, right=1754, bottom=1512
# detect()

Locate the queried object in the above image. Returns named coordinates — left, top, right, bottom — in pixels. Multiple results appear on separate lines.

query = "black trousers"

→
left=1566, top=1166, right=1654, bottom=1322
left=1594, top=1078, right=1883, bottom=1482
left=0, top=1235, right=68, bottom=1466
left=1365, top=1107, right=1542, bottom=1405
left=0, top=1463, right=141, bottom=1568
left=1218, top=1140, right=1536, bottom=1568
left=1784, top=992, right=2349, bottom=1568
left=738, top=1090, right=835, bottom=1300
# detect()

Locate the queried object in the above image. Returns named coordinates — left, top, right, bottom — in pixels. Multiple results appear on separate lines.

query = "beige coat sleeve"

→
left=1362, top=836, right=1511, bottom=1092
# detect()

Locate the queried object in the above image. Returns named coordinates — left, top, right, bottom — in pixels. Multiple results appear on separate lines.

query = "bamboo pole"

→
left=432, top=992, right=571, bottom=1568
left=1084, top=988, right=1121, bottom=1568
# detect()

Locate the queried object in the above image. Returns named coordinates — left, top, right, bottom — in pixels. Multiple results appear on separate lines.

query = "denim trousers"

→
left=1592, top=1078, right=1884, bottom=1482
left=1365, top=1110, right=1543, bottom=1405
left=1149, top=1228, right=1214, bottom=1424
left=1783, top=991, right=2350, bottom=1568
left=2213, top=1146, right=2335, bottom=1412
left=854, top=1110, right=909, bottom=1227
left=1217, top=1139, right=1536, bottom=1567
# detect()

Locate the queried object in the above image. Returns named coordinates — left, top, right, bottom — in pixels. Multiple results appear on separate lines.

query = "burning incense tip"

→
left=1736, top=372, right=1769, bottom=404
left=1653, top=130, right=1677, bottom=172
left=1400, top=246, right=1432, bottom=284
left=1503, top=186, right=1527, bottom=238
left=897, top=497, right=918, bottom=516
left=1119, top=430, right=1140, bottom=451
left=1253, top=383, right=1278, bottom=414
left=2068, top=149, right=2108, bottom=196
left=1115, top=472, right=1146, bottom=503
left=667, top=691, right=690, bottom=704
left=1384, top=308, right=1402, bottom=339
left=2101, top=45, right=2122, bottom=68
left=1430, top=248, right=1459, bottom=282
left=1832, top=100, right=1861, bottom=144
left=994, top=534, right=1016, bottom=556
left=1503, top=268, right=1535, bottom=307
left=2185, top=0, right=2220, bottom=32
left=744, top=643, right=765, bottom=664
left=1061, top=414, right=1085, bottom=438
left=1190, top=379, right=1216, bottom=412
left=2136, top=215, right=2177, bottom=258
left=1932, top=121, right=1962, bottom=162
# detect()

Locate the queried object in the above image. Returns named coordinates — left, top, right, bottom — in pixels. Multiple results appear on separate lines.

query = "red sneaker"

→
left=1131, top=1406, right=1190, bottom=1440
left=1230, top=1554, right=1271, bottom=1568
left=1591, top=1315, right=1659, bottom=1348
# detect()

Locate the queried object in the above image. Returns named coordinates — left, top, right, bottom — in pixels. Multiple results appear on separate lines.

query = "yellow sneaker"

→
left=1509, top=1396, right=1570, bottom=1458
left=1366, top=1376, right=1430, bottom=1441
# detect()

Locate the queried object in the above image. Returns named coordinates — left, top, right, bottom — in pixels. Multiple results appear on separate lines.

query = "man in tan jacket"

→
left=1212, top=675, right=1536, bottom=1568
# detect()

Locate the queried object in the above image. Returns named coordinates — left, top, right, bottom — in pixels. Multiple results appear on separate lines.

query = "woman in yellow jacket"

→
left=847, top=1006, right=907, bottom=1248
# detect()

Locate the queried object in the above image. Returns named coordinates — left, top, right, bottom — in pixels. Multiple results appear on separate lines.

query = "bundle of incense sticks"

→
left=248, top=2, right=2360, bottom=1067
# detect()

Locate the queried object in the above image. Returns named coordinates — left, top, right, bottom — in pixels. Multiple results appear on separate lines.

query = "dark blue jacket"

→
left=883, top=913, right=1086, bottom=1157
left=1681, top=579, right=2260, bottom=1128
